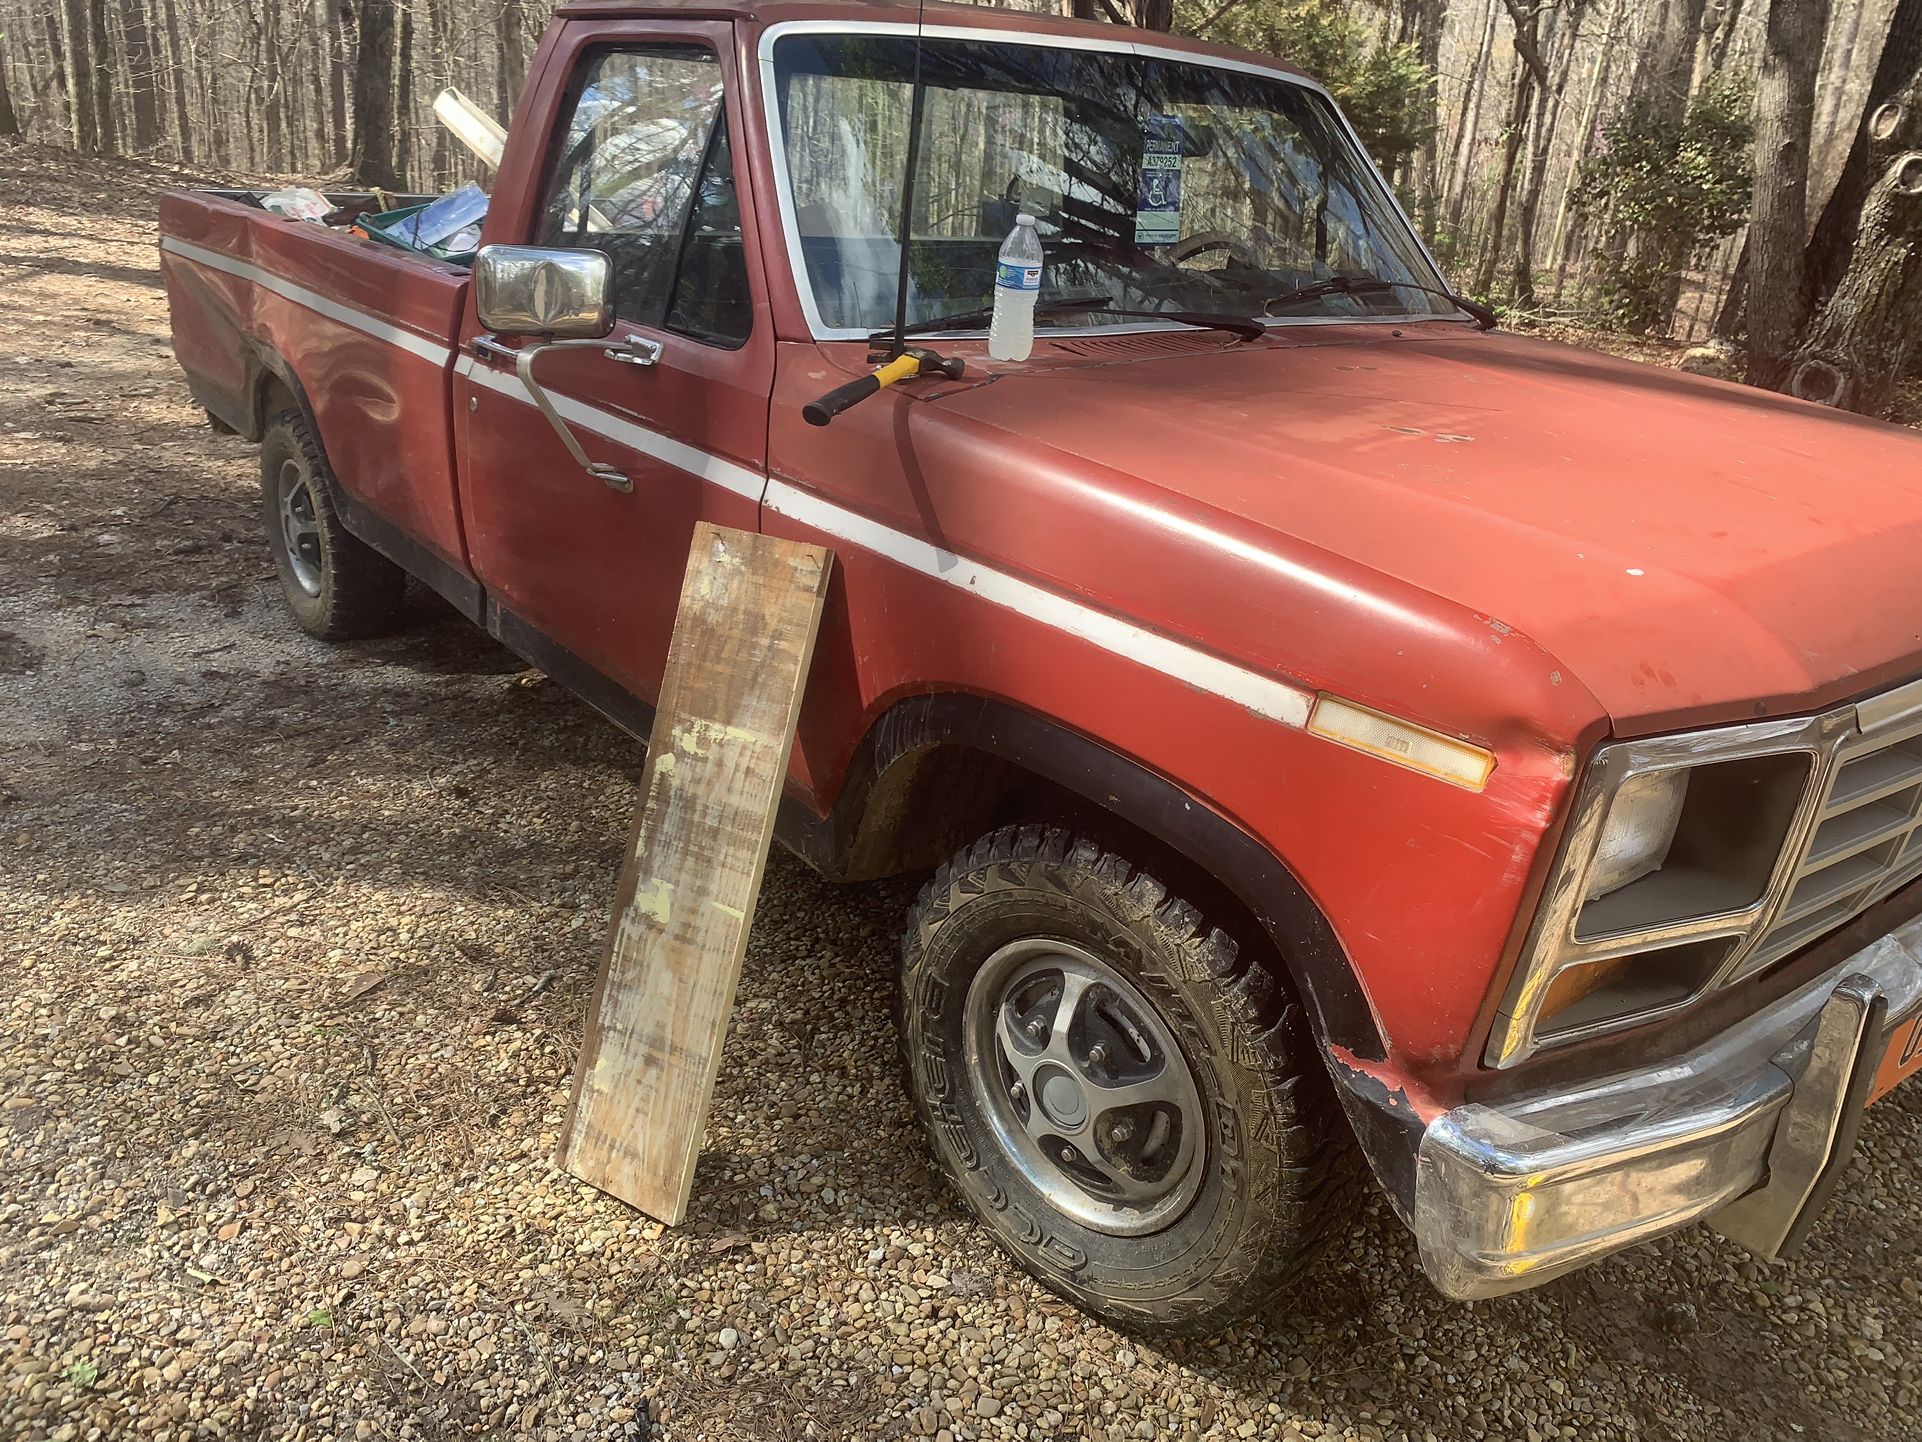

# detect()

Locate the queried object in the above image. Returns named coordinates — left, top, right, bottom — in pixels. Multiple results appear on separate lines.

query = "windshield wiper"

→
left=871, top=296, right=1265, bottom=345
left=1257, top=274, right=1496, bottom=329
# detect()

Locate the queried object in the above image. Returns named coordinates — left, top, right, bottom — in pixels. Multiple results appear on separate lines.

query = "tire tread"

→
left=899, top=823, right=1362, bottom=1335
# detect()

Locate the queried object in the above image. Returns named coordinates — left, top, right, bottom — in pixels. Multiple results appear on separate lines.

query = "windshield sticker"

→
left=1135, top=115, right=1184, bottom=246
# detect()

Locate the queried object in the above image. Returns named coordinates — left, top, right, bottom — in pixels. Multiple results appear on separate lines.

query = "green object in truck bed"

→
left=356, top=203, right=480, bottom=266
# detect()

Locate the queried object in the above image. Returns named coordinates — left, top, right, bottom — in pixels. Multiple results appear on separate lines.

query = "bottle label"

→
left=995, top=261, right=1041, bottom=293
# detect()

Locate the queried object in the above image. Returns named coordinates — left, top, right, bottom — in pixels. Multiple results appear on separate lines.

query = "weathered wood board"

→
left=558, top=522, right=833, bottom=1223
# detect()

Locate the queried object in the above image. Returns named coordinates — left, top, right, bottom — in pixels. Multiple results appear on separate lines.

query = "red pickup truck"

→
left=162, top=0, right=1922, bottom=1334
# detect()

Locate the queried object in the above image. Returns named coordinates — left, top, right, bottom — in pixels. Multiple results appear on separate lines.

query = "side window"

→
left=537, top=46, right=750, bottom=344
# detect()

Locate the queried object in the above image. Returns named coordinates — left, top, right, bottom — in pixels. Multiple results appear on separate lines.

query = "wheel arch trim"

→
left=784, top=691, right=1387, bottom=1063
left=241, top=341, right=483, bottom=621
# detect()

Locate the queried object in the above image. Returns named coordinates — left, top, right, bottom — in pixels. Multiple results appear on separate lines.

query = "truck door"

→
left=455, top=28, right=771, bottom=711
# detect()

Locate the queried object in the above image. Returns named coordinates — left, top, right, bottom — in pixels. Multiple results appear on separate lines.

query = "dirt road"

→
left=2, top=138, right=1918, bottom=1442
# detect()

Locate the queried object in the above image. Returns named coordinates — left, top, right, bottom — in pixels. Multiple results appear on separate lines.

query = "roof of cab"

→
left=551, top=0, right=1314, bottom=83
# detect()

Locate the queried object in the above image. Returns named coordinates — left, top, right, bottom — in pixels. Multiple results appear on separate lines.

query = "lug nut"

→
left=1009, top=1081, right=1026, bottom=1104
left=1025, top=1018, right=1047, bottom=1043
left=1088, top=1043, right=1108, bottom=1066
left=1110, top=1118, right=1134, bottom=1143
left=1058, top=1145, right=1078, bottom=1163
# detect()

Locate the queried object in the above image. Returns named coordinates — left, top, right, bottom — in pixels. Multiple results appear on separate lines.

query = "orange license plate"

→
left=1870, top=1013, right=1922, bottom=1105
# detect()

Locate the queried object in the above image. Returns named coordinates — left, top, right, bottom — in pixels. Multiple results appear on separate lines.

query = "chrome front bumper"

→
left=1415, top=911, right=1922, bottom=1299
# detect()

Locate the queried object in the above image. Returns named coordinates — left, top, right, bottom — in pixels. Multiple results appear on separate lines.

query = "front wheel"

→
left=897, top=825, right=1357, bottom=1335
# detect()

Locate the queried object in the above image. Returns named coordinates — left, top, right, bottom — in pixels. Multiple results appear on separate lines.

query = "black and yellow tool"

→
left=802, top=346, right=967, bottom=428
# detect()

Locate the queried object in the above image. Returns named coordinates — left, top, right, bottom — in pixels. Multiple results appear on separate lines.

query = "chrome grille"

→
left=1742, top=714, right=1922, bottom=974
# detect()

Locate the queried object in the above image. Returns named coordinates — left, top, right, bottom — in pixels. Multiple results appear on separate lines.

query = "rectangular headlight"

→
left=1586, top=769, right=1688, bottom=900
left=1488, top=718, right=1832, bottom=1067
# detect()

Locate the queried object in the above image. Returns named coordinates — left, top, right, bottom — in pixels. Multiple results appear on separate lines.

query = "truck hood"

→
left=943, top=327, right=1922, bottom=734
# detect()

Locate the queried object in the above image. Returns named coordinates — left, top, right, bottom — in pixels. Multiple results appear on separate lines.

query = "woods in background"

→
left=0, top=0, right=1915, bottom=415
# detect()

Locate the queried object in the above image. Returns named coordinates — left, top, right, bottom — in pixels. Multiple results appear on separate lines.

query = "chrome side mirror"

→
left=474, top=244, right=614, bottom=338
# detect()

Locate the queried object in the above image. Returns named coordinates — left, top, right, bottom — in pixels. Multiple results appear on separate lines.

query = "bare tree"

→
left=86, top=0, right=112, bottom=150
left=347, top=0, right=402, bottom=188
left=496, top=0, right=524, bottom=115
left=1475, top=1, right=1549, bottom=295
left=0, top=29, right=19, bottom=136
left=1744, top=0, right=1832, bottom=384
left=121, top=0, right=158, bottom=150
left=1805, top=0, right=1922, bottom=304
left=1446, top=0, right=1502, bottom=236
left=59, top=0, right=96, bottom=149
left=158, top=0, right=191, bottom=159
left=1072, top=0, right=1174, bottom=29
left=1782, top=65, right=1922, bottom=412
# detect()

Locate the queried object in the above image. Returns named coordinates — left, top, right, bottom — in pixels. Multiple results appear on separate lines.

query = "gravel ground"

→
left=3, top=136, right=1920, bottom=1442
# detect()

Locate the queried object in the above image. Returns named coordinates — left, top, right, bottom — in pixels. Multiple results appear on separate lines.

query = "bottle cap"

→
left=1016, top=213, right=1036, bottom=226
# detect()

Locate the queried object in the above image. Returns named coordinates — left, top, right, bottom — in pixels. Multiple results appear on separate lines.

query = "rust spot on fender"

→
left=1326, top=1045, right=1449, bottom=1125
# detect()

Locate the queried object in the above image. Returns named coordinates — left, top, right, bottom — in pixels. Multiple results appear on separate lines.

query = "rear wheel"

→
left=259, top=409, right=406, bottom=640
left=898, top=825, right=1357, bottom=1335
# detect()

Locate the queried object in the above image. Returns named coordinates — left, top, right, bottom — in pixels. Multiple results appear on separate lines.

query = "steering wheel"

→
left=1166, top=231, right=1259, bottom=268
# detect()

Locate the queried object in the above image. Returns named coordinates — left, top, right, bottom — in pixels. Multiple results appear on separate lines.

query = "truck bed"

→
left=159, top=188, right=477, bottom=594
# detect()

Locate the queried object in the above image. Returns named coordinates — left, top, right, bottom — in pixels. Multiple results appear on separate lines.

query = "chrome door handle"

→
left=605, top=336, right=663, bottom=368
left=471, top=334, right=518, bottom=365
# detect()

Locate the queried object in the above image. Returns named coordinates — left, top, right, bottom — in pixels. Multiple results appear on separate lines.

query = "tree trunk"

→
left=497, top=0, right=526, bottom=118
left=0, top=35, right=19, bottom=137
left=120, top=0, right=159, bottom=150
left=1703, top=0, right=1748, bottom=70
left=397, top=0, right=416, bottom=180
left=1804, top=0, right=1922, bottom=304
left=1129, top=0, right=1174, bottom=30
left=1446, top=0, right=1502, bottom=236
left=1474, top=58, right=1535, bottom=297
left=1412, top=0, right=1445, bottom=234
left=61, top=0, right=98, bottom=150
left=426, top=0, right=451, bottom=183
left=36, top=3, right=74, bottom=145
left=263, top=0, right=285, bottom=169
left=347, top=0, right=403, bottom=189
left=1550, top=0, right=1625, bottom=301
left=159, top=0, right=193, bottom=160
left=329, top=0, right=351, bottom=165
left=1782, top=100, right=1922, bottom=415
left=1508, top=0, right=1579, bottom=307
left=87, top=0, right=114, bottom=152
left=1745, top=0, right=1831, bottom=387
left=1624, top=0, right=1709, bottom=133
left=1478, top=0, right=1549, bottom=299
left=1714, top=239, right=1748, bottom=339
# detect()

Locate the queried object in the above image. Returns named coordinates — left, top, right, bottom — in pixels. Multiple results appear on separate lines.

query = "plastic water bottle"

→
left=988, top=214, right=1043, bottom=362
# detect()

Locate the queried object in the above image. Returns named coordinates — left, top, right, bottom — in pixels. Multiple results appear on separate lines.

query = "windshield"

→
left=769, top=31, right=1455, bottom=336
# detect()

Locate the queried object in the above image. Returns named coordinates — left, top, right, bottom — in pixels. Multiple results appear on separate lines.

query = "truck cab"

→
left=161, top=0, right=1922, bottom=1334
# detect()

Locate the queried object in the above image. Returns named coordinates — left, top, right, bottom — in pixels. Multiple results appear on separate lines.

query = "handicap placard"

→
left=1135, top=115, right=1184, bottom=247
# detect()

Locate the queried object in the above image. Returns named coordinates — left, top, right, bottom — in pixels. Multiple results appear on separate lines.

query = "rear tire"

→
left=259, top=409, right=406, bottom=641
left=898, top=824, right=1358, bottom=1335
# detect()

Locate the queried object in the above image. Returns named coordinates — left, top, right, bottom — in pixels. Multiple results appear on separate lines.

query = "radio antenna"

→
left=801, top=0, right=965, bottom=426
left=886, top=0, right=929, bottom=359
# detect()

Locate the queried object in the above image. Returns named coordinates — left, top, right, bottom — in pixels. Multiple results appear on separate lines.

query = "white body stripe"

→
left=453, top=355, right=764, bottom=502
left=167, top=229, right=1314, bottom=728
left=160, top=235, right=455, bottom=365
left=762, top=479, right=1315, bottom=726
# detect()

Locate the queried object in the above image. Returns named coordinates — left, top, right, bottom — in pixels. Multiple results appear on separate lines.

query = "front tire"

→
left=898, top=825, right=1356, bottom=1335
left=259, top=409, right=406, bottom=641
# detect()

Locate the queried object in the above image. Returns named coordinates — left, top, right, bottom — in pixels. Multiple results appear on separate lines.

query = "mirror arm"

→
left=513, top=339, right=633, bottom=493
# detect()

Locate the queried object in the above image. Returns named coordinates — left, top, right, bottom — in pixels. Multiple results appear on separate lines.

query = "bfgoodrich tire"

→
left=898, top=825, right=1357, bottom=1335
left=259, top=409, right=406, bottom=641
